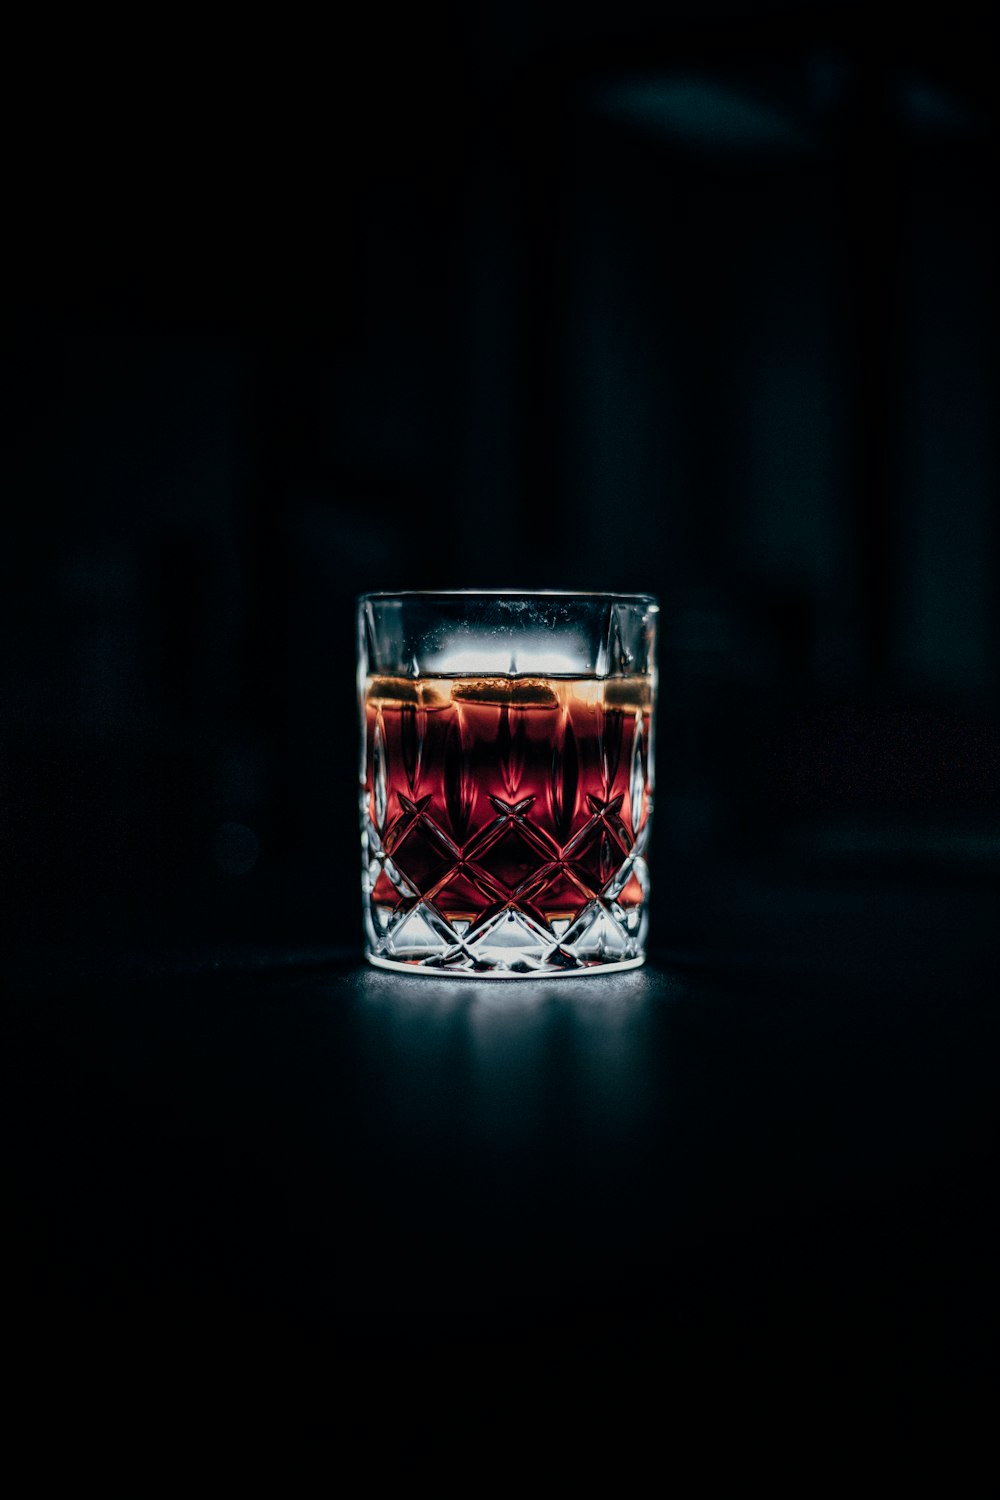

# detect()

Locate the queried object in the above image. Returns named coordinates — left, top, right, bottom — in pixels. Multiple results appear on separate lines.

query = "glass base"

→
left=365, top=952, right=646, bottom=979
left=363, top=887, right=649, bottom=980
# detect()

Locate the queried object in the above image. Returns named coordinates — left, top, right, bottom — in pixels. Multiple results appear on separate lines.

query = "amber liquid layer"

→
left=362, top=674, right=652, bottom=927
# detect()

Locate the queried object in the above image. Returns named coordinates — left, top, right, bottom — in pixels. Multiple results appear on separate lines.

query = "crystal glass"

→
left=358, top=591, right=658, bottom=977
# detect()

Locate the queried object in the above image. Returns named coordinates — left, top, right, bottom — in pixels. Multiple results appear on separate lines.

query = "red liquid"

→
left=363, top=674, right=652, bottom=925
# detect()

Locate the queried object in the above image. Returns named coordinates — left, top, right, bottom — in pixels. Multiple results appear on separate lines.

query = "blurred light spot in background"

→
left=592, top=74, right=810, bottom=154
left=897, top=75, right=979, bottom=136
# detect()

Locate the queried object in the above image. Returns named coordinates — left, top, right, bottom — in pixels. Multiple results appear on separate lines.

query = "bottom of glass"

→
left=365, top=953, right=646, bottom=980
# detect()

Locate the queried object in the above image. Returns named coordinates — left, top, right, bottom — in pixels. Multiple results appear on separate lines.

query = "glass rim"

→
left=358, top=589, right=659, bottom=610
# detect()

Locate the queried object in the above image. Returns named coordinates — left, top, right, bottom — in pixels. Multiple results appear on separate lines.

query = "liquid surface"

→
left=362, top=674, right=653, bottom=922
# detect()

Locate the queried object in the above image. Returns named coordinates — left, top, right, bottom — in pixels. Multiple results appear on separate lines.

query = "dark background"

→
left=4, top=2, right=999, bottom=1473
left=4, top=2, right=998, bottom=949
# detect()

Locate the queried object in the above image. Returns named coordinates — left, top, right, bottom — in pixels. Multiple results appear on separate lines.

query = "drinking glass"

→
left=358, top=592, right=657, bottom=977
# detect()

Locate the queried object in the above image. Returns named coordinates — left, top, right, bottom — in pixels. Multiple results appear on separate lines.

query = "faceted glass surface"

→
left=358, top=594, right=657, bottom=977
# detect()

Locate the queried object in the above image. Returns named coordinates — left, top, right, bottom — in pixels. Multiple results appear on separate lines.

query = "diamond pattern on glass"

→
left=362, top=672, right=653, bottom=974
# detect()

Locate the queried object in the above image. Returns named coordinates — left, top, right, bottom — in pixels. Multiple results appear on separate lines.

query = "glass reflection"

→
left=356, top=967, right=663, bottom=1141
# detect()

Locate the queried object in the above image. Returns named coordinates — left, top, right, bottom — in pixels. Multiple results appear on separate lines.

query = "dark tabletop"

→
left=6, top=869, right=998, bottom=1476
